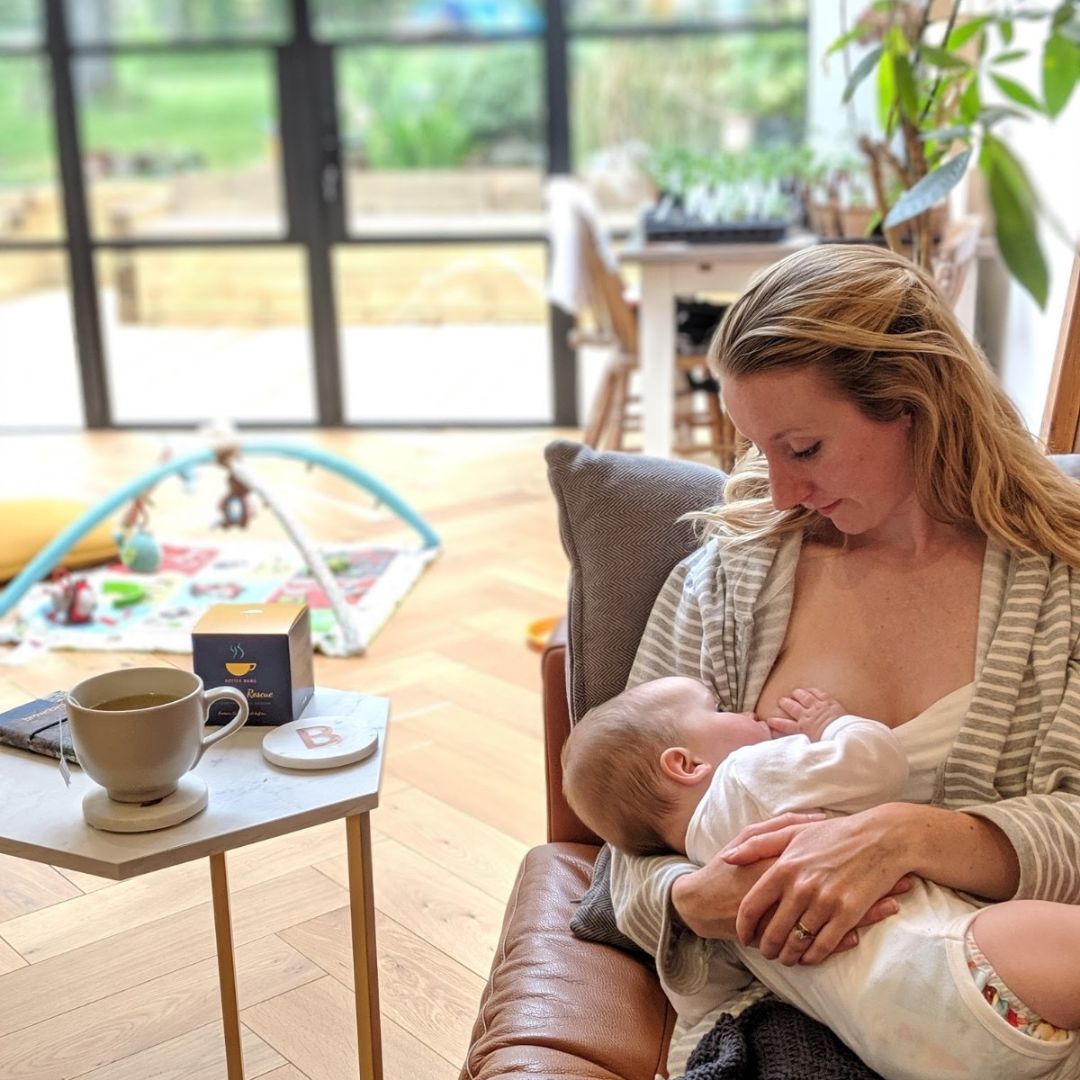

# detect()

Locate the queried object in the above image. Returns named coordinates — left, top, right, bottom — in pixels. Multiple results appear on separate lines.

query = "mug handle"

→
left=194, top=686, right=250, bottom=765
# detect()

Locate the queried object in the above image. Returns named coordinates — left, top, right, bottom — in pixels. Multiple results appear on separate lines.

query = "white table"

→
left=0, top=687, right=389, bottom=1080
left=621, top=233, right=984, bottom=458
left=621, top=235, right=817, bottom=458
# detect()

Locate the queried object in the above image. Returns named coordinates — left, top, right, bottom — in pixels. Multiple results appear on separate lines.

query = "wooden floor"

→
left=0, top=427, right=575, bottom=1080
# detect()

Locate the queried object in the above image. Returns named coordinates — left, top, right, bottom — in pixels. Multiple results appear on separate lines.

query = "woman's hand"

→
left=670, top=855, right=774, bottom=940
left=723, top=805, right=916, bottom=966
left=719, top=811, right=830, bottom=862
left=670, top=831, right=907, bottom=959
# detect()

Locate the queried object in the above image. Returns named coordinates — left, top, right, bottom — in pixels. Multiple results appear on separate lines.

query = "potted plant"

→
left=643, top=145, right=803, bottom=243
left=832, top=0, right=1079, bottom=307
left=798, top=149, right=880, bottom=240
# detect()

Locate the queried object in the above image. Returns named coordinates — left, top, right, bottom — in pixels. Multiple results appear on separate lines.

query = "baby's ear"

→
left=659, top=747, right=713, bottom=785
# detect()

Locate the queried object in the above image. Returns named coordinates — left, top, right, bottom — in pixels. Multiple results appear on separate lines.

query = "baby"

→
left=562, top=676, right=1080, bottom=1080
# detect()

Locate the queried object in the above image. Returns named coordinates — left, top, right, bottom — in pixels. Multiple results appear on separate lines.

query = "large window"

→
left=0, top=0, right=807, bottom=430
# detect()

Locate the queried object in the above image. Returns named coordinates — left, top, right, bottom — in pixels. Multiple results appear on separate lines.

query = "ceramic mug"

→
left=66, top=667, right=248, bottom=803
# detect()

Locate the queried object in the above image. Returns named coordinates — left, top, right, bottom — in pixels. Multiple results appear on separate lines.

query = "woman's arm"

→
left=609, top=541, right=740, bottom=994
left=954, top=650, right=1080, bottom=906
left=726, top=803, right=1016, bottom=966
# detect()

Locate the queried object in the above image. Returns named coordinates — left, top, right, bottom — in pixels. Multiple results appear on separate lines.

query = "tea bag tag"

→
left=57, top=721, right=72, bottom=787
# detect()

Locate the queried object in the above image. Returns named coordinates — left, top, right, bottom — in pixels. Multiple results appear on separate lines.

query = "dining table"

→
left=620, top=230, right=981, bottom=459
left=619, top=233, right=815, bottom=458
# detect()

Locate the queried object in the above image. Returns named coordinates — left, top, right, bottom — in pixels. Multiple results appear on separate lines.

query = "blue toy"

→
left=118, top=528, right=163, bottom=574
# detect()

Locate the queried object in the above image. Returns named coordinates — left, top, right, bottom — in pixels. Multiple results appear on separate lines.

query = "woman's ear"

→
left=659, top=747, right=713, bottom=786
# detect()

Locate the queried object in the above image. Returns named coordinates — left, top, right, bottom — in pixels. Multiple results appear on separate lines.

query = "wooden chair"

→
left=933, top=216, right=983, bottom=309
left=549, top=178, right=736, bottom=468
left=1040, top=251, right=1080, bottom=454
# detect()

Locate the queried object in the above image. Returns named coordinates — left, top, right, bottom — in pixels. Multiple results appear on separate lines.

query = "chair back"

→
left=579, top=211, right=638, bottom=356
left=934, top=216, right=982, bottom=308
left=1041, top=251, right=1080, bottom=453
left=545, top=176, right=637, bottom=355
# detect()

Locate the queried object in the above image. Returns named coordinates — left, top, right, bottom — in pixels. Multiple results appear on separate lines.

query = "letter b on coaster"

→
left=261, top=714, right=378, bottom=770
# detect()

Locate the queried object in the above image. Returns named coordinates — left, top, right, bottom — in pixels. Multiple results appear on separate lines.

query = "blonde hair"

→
left=700, top=244, right=1080, bottom=563
left=562, top=686, right=683, bottom=857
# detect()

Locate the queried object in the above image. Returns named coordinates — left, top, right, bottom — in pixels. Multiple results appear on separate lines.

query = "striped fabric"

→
left=610, top=531, right=1080, bottom=1001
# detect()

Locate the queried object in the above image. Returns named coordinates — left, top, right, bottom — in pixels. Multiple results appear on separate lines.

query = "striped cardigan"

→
left=610, top=530, right=1080, bottom=1002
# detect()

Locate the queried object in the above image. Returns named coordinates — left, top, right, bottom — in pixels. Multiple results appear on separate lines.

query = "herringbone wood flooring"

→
left=0, top=428, right=573, bottom=1080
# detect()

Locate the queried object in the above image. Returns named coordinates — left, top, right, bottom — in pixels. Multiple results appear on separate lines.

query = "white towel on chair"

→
left=545, top=176, right=619, bottom=316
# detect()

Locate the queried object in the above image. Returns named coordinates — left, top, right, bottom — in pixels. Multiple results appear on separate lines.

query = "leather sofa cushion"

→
left=461, top=842, right=675, bottom=1080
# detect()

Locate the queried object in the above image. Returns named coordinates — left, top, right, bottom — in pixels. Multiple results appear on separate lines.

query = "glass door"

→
left=310, top=2, right=554, bottom=425
left=68, top=0, right=321, bottom=426
left=0, top=5, right=83, bottom=428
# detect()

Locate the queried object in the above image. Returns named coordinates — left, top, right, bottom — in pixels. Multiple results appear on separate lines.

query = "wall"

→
left=989, top=25, right=1080, bottom=432
left=807, top=3, right=1079, bottom=433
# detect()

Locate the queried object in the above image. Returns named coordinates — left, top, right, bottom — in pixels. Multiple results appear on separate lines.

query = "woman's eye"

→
left=792, top=442, right=821, bottom=460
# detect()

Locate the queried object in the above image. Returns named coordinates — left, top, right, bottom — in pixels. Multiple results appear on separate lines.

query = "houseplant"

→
left=643, top=145, right=803, bottom=242
left=833, top=0, right=1079, bottom=307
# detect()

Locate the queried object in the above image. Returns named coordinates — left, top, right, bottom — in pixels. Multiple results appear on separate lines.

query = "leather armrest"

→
left=543, top=620, right=600, bottom=845
left=460, top=842, right=675, bottom=1080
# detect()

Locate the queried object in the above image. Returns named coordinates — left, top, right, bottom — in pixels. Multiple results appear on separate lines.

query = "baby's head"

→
left=561, top=676, right=769, bottom=856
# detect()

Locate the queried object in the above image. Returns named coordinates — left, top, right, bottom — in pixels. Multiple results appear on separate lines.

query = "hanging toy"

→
left=215, top=452, right=255, bottom=530
left=119, top=528, right=163, bottom=573
left=219, top=475, right=252, bottom=528
left=115, top=494, right=163, bottom=574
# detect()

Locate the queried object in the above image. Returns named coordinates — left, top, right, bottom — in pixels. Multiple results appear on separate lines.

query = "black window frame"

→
left=0, top=0, right=808, bottom=430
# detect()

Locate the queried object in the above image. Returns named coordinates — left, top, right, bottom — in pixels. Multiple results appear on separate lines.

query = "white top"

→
left=677, top=711, right=1080, bottom=1080
left=892, top=682, right=975, bottom=804
left=544, top=176, right=619, bottom=316
left=685, top=715, right=910, bottom=866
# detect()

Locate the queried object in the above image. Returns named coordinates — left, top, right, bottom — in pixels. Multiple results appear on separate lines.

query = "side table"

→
left=0, top=686, right=389, bottom=1080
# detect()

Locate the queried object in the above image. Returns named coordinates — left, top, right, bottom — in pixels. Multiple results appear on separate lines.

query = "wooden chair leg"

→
left=706, top=393, right=738, bottom=471
left=582, top=364, right=616, bottom=449
left=609, top=364, right=632, bottom=451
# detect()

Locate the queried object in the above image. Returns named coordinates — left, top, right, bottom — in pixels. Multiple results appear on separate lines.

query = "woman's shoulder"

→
left=996, top=544, right=1080, bottom=630
left=662, top=531, right=793, bottom=611
left=1002, top=543, right=1080, bottom=586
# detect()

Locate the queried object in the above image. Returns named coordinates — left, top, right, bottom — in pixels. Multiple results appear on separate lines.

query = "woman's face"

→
left=721, top=365, right=917, bottom=537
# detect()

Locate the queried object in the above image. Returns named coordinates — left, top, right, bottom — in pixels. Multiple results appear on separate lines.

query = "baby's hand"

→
left=767, top=687, right=845, bottom=742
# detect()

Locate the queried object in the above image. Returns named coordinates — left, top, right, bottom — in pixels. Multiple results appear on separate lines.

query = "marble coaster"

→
left=262, top=715, right=379, bottom=770
left=82, top=774, right=209, bottom=833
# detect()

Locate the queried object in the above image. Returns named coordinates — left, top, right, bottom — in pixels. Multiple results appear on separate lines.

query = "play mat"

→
left=0, top=430, right=441, bottom=661
left=0, top=539, right=437, bottom=658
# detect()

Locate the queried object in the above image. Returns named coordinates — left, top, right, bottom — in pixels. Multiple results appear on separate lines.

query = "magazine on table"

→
left=0, top=691, right=77, bottom=762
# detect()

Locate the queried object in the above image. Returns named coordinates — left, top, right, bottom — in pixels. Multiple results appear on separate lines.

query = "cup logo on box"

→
left=225, top=644, right=258, bottom=677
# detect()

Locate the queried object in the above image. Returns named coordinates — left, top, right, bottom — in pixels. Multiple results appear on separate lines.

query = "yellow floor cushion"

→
left=0, top=499, right=119, bottom=583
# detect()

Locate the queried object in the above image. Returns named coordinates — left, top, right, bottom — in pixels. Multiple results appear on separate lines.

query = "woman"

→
left=608, top=245, right=1080, bottom=1044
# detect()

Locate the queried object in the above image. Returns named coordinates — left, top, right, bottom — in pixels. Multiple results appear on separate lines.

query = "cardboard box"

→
left=192, top=603, right=314, bottom=727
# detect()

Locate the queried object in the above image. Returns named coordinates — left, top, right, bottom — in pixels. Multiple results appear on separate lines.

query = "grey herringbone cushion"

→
left=545, top=440, right=727, bottom=723
left=546, top=440, right=726, bottom=952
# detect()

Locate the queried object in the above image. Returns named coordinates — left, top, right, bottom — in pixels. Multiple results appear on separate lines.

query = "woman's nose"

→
left=769, top=462, right=811, bottom=511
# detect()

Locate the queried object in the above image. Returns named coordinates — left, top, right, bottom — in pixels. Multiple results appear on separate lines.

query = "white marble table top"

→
left=0, top=687, right=388, bottom=879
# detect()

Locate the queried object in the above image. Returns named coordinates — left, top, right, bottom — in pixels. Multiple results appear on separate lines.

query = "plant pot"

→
left=839, top=205, right=876, bottom=239
left=808, top=199, right=842, bottom=239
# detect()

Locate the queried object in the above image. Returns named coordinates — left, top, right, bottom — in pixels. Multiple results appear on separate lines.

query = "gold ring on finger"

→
left=792, top=920, right=816, bottom=942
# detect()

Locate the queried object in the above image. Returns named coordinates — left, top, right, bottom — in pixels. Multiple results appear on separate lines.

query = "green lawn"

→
left=0, top=51, right=273, bottom=187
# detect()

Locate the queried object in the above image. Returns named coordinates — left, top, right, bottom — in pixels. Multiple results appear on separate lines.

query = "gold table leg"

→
left=210, top=851, right=245, bottom=1080
left=346, top=813, right=383, bottom=1080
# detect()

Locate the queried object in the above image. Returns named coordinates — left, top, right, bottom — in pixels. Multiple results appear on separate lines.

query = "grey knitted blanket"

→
left=678, top=998, right=884, bottom=1080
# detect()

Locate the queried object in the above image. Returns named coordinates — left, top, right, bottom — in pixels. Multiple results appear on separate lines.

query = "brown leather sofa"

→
left=459, top=441, right=732, bottom=1080
left=459, top=619, right=677, bottom=1080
